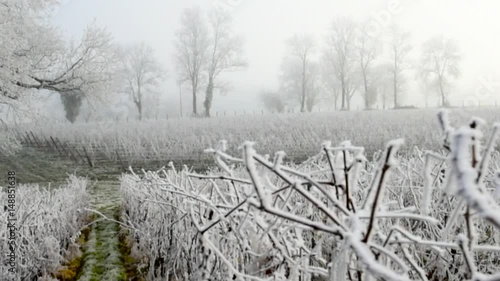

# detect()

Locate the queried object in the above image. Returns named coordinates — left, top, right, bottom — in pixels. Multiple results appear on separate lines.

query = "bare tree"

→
left=324, top=18, right=359, bottom=110
left=0, top=0, right=120, bottom=122
left=420, top=35, right=462, bottom=107
left=388, top=25, right=412, bottom=108
left=279, top=58, right=302, bottom=110
left=279, top=56, right=322, bottom=112
left=320, top=62, right=341, bottom=111
left=374, top=63, right=394, bottom=109
left=57, top=25, right=120, bottom=123
left=305, top=63, right=322, bottom=112
left=203, top=8, right=246, bottom=117
left=356, top=22, right=380, bottom=109
left=286, top=33, right=316, bottom=112
left=174, top=7, right=209, bottom=116
left=259, top=90, right=286, bottom=113
left=416, top=67, right=433, bottom=108
left=121, top=43, right=164, bottom=121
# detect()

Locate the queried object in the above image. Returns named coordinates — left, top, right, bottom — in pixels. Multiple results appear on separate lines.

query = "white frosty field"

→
left=3, top=109, right=500, bottom=281
left=119, top=111, right=500, bottom=280
left=21, top=108, right=500, bottom=165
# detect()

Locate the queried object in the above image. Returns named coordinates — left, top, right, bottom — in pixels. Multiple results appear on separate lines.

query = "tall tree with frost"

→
left=203, top=8, right=246, bottom=117
left=324, top=18, right=359, bottom=110
left=279, top=58, right=322, bottom=113
left=356, top=22, right=379, bottom=109
left=388, top=25, right=412, bottom=108
left=375, top=63, right=394, bottom=109
left=320, top=61, right=341, bottom=110
left=0, top=1, right=119, bottom=122
left=121, top=43, right=164, bottom=121
left=304, top=63, right=322, bottom=112
left=286, top=33, right=316, bottom=112
left=420, top=35, right=461, bottom=107
left=174, top=7, right=209, bottom=116
left=417, top=67, right=433, bottom=108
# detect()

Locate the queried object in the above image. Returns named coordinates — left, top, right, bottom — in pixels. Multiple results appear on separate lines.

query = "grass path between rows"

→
left=76, top=181, right=128, bottom=281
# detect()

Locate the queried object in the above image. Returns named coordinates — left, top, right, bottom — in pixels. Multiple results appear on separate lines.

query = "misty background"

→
left=29, top=0, right=500, bottom=120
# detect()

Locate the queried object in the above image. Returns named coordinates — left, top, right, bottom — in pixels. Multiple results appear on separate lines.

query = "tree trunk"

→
left=306, top=96, right=314, bottom=112
left=138, top=102, right=142, bottom=121
left=393, top=73, right=398, bottom=108
left=135, top=86, right=143, bottom=121
left=192, top=78, right=198, bottom=116
left=363, top=71, right=369, bottom=109
left=179, top=83, right=183, bottom=117
left=439, top=76, right=447, bottom=107
left=334, top=90, right=339, bottom=111
left=301, top=57, right=307, bottom=113
left=204, top=78, right=214, bottom=117
left=393, top=58, right=399, bottom=108
left=341, top=79, right=347, bottom=111
left=134, top=99, right=143, bottom=121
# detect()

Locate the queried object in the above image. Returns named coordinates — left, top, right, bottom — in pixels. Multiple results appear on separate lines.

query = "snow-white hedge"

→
left=0, top=175, right=90, bottom=280
left=121, top=112, right=500, bottom=281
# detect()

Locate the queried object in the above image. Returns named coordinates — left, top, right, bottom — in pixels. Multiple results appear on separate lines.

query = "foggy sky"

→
left=50, top=0, right=500, bottom=115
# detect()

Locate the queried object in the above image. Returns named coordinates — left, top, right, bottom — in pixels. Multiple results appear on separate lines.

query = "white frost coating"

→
left=476, top=124, right=500, bottom=187
left=452, top=127, right=500, bottom=231
left=243, top=141, right=272, bottom=209
left=362, top=138, right=403, bottom=214
left=350, top=155, right=363, bottom=194
left=437, top=110, right=456, bottom=150
left=421, top=153, right=433, bottom=216
left=356, top=154, right=368, bottom=163
left=218, top=139, right=228, bottom=152
left=347, top=216, right=411, bottom=281
left=238, top=140, right=256, bottom=150
left=204, top=148, right=216, bottom=153
left=0, top=176, right=90, bottom=280
left=330, top=243, right=349, bottom=281
left=321, top=140, right=332, bottom=149
left=495, top=173, right=500, bottom=199
left=340, top=140, right=352, bottom=147
left=274, top=151, right=286, bottom=168
left=470, top=116, right=486, bottom=127
left=118, top=117, right=500, bottom=280
left=437, top=109, right=451, bottom=132
left=386, top=138, right=405, bottom=148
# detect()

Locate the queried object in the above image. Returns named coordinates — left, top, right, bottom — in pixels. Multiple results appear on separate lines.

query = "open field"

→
left=2, top=109, right=500, bottom=280
left=16, top=108, right=500, bottom=170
